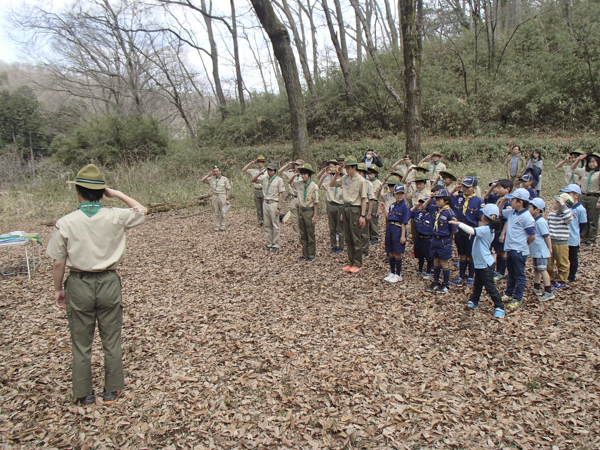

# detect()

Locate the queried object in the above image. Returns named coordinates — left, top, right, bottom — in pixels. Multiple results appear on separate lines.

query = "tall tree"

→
left=250, top=0, right=311, bottom=162
left=200, top=0, right=227, bottom=107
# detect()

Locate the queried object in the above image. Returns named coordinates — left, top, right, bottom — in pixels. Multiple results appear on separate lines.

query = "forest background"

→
left=1, top=0, right=599, bottom=225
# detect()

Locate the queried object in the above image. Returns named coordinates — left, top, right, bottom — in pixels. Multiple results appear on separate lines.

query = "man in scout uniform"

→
left=46, top=164, right=146, bottom=405
left=367, top=165, right=382, bottom=245
left=252, top=163, right=285, bottom=251
left=279, top=159, right=304, bottom=242
left=419, top=151, right=446, bottom=181
left=242, top=155, right=267, bottom=226
left=330, top=156, right=368, bottom=273
left=391, top=155, right=414, bottom=179
left=290, top=163, right=319, bottom=262
left=357, top=163, right=376, bottom=259
left=201, top=166, right=231, bottom=232
left=318, top=162, right=345, bottom=253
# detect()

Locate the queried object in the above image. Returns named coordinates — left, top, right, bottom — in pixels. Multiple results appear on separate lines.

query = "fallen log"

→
left=148, top=195, right=211, bottom=214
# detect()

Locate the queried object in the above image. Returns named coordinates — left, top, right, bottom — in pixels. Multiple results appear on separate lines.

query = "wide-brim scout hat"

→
left=266, top=163, right=277, bottom=171
left=415, top=173, right=429, bottom=182
left=367, top=165, right=379, bottom=173
left=387, top=176, right=400, bottom=185
left=327, top=158, right=338, bottom=165
left=357, top=162, right=368, bottom=172
left=415, top=163, right=429, bottom=172
left=256, top=155, right=266, bottom=162
left=466, top=170, right=478, bottom=177
left=294, top=159, right=305, bottom=166
left=299, top=163, right=315, bottom=175
left=439, top=170, right=457, bottom=181
left=432, top=151, right=442, bottom=157
left=344, top=156, right=358, bottom=166
left=391, top=171, right=403, bottom=179
left=570, top=149, right=584, bottom=156
left=67, top=164, right=106, bottom=190
left=329, top=165, right=340, bottom=174
left=588, top=152, right=600, bottom=160
left=337, top=154, right=346, bottom=161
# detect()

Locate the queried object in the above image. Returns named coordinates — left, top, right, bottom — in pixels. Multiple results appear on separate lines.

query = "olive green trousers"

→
left=66, top=271, right=124, bottom=399
left=342, top=205, right=363, bottom=268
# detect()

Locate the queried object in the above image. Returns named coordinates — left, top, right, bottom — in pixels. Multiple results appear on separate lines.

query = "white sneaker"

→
left=389, top=274, right=402, bottom=283
left=384, top=273, right=395, bottom=281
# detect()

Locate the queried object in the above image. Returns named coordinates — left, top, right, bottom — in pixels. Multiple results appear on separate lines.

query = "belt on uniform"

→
left=70, top=270, right=112, bottom=278
left=583, top=192, right=600, bottom=197
left=299, top=206, right=313, bottom=211
left=417, top=234, right=432, bottom=239
left=327, top=201, right=343, bottom=206
left=255, top=187, right=263, bottom=190
left=389, top=221, right=403, bottom=227
left=344, top=204, right=360, bottom=208
left=264, top=199, right=278, bottom=204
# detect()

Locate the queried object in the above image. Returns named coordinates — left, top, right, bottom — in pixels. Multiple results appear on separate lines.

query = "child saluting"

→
left=383, top=184, right=411, bottom=283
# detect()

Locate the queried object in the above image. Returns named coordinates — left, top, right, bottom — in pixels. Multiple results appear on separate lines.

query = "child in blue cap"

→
left=450, top=204, right=505, bottom=318
left=500, top=188, right=537, bottom=313
left=518, top=173, right=538, bottom=199
left=528, top=198, right=554, bottom=301
left=424, top=189, right=458, bottom=294
left=560, top=184, right=587, bottom=282
left=383, top=184, right=411, bottom=283
left=411, top=187, right=439, bottom=279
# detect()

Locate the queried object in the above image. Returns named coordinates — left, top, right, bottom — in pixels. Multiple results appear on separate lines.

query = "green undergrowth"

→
left=0, top=134, right=596, bottom=230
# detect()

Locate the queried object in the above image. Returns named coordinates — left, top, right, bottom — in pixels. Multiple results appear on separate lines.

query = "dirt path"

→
left=1, top=209, right=599, bottom=449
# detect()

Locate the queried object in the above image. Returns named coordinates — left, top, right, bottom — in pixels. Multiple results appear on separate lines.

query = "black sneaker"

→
left=298, top=257, right=307, bottom=262
left=271, top=247, right=279, bottom=252
left=102, top=390, right=123, bottom=404
left=306, top=257, right=315, bottom=263
left=436, top=284, right=449, bottom=294
left=426, top=282, right=440, bottom=293
left=76, top=391, right=95, bottom=405
left=370, top=240, right=377, bottom=246
left=330, top=248, right=338, bottom=254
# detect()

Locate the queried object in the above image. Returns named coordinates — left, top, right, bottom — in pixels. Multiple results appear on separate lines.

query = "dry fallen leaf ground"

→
left=1, top=206, right=599, bottom=449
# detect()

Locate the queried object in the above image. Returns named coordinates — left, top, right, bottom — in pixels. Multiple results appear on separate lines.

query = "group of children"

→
left=240, top=151, right=594, bottom=318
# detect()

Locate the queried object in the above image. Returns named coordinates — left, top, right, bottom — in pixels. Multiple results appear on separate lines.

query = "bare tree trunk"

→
left=383, top=0, right=399, bottom=52
left=355, top=8, right=363, bottom=75
left=417, top=0, right=423, bottom=63
left=299, top=0, right=319, bottom=85
left=251, top=0, right=311, bottom=162
left=230, top=0, right=245, bottom=114
left=275, top=0, right=317, bottom=99
left=322, top=0, right=354, bottom=105
left=349, top=0, right=406, bottom=109
left=200, top=0, right=227, bottom=108
left=399, top=0, right=422, bottom=161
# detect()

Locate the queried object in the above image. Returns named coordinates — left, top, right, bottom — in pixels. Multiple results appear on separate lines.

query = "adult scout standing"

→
left=330, top=156, right=368, bottom=273
left=252, top=163, right=285, bottom=251
left=46, top=164, right=147, bottom=405
left=318, top=160, right=344, bottom=253
left=201, top=166, right=231, bottom=232
left=290, top=163, right=320, bottom=262
left=279, top=159, right=304, bottom=242
left=242, top=155, right=267, bottom=226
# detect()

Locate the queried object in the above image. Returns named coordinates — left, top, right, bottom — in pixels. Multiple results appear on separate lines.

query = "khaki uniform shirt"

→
left=563, top=166, right=580, bottom=184
left=46, top=207, right=145, bottom=272
left=409, top=184, right=431, bottom=206
left=293, top=179, right=319, bottom=208
left=335, top=173, right=368, bottom=206
left=574, top=168, right=600, bottom=194
left=428, top=161, right=446, bottom=181
left=258, top=174, right=285, bottom=201
left=370, top=178, right=383, bottom=200
left=366, top=179, right=376, bottom=201
left=442, top=181, right=457, bottom=192
left=321, top=174, right=344, bottom=204
left=206, top=176, right=231, bottom=195
left=248, top=169, right=265, bottom=189
left=404, top=165, right=417, bottom=183
left=283, top=171, right=299, bottom=196
left=379, top=189, right=395, bottom=214
left=395, top=163, right=411, bottom=177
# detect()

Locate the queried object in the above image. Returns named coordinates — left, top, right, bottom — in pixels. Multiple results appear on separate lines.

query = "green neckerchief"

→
left=303, top=179, right=312, bottom=202
left=265, top=174, right=277, bottom=195
left=588, top=169, right=599, bottom=192
left=78, top=202, right=103, bottom=218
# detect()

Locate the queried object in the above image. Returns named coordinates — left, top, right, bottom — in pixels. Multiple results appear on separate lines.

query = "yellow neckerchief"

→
left=462, top=193, right=476, bottom=215
left=434, top=205, right=450, bottom=231
left=495, top=195, right=505, bottom=206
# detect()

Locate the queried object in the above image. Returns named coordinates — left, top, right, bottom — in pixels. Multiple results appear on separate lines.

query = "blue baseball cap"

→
left=394, top=184, right=405, bottom=193
left=519, top=173, right=534, bottom=182
left=530, top=198, right=546, bottom=211
left=560, top=184, right=582, bottom=195
left=481, top=203, right=500, bottom=219
left=418, top=196, right=430, bottom=203
left=505, top=188, right=530, bottom=201
left=461, top=176, right=476, bottom=187
left=433, top=189, right=451, bottom=197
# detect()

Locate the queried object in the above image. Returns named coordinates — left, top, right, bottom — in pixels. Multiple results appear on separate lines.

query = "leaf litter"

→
left=1, top=208, right=599, bottom=449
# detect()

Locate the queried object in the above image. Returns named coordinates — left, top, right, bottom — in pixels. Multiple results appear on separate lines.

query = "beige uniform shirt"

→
left=563, top=166, right=579, bottom=184
left=259, top=174, right=285, bottom=201
left=293, top=179, right=319, bottom=208
left=395, top=163, right=411, bottom=177
left=574, top=168, right=600, bottom=194
left=335, top=173, right=368, bottom=206
left=370, top=179, right=383, bottom=200
left=283, top=171, right=299, bottom=196
left=442, top=181, right=457, bottom=192
left=409, top=185, right=431, bottom=206
left=366, top=179, right=376, bottom=201
left=379, top=189, right=395, bottom=214
left=428, top=161, right=446, bottom=181
left=321, top=174, right=343, bottom=204
left=404, top=165, right=417, bottom=184
left=206, top=176, right=231, bottom=195
left=248, top=169, right=264, bottom=189
left=46, top=207, right=145, bottom=272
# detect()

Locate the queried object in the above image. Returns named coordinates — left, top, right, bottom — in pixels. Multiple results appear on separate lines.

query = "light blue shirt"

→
left=529, top=216, right=551, bottom=258
left=472, top=225, right=495, bottom=269
left=568, top=203, right=587, bottom=247
left=502, top=208, right=536, bottom=255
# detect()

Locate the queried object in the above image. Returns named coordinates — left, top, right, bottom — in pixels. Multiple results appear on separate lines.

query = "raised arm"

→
left=251, top=169, right=266, bottom=183
left=242, top=160, right=256, bottom=173
left=201, top=170, right=213, bottom=183
left=329, top=166, right=343, bottom=187
left=278, top=161, right=293, bottom=175
left=571, top=154, right=587, bottom=171
left=104, top=188, right=148, bottom=215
